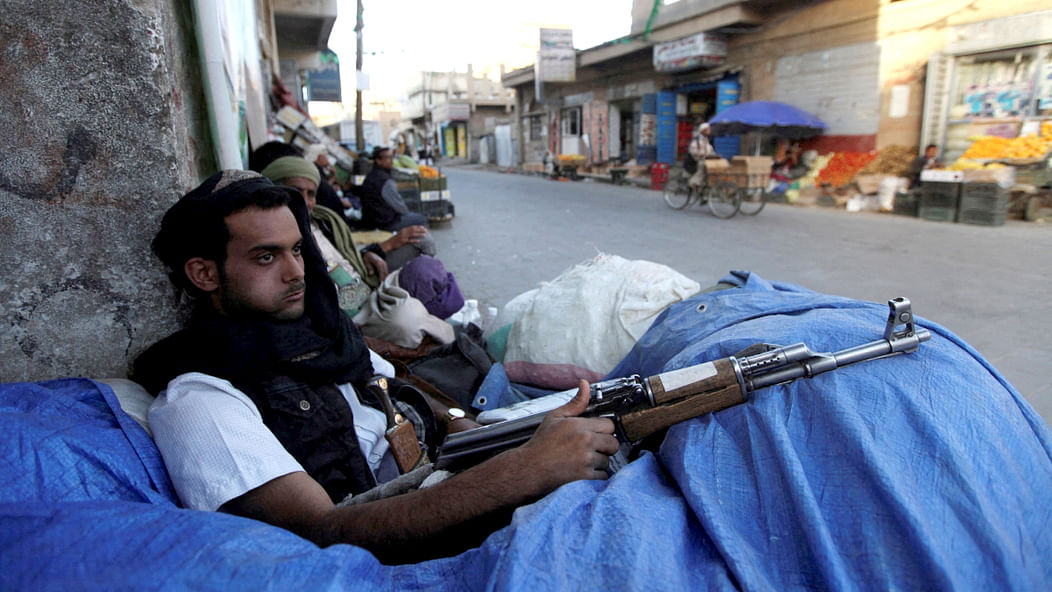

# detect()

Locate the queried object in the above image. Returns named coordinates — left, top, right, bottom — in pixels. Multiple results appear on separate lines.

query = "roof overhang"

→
left=273, top=0, right=338, bottom=52
left=502, top=4, right=764, bottom=87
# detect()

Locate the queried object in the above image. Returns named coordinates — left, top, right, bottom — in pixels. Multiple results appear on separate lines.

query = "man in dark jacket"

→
left=133, top=170, right=618, bottom=564
left=360, top=146, right=430, bottom=231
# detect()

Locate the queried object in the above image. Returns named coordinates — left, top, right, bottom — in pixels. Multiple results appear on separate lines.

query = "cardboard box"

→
left=704, top=158, right=731, bottom=172
left=961, top=167, right=1016, bottom=188
left=731, top=155, right=774, bottom=173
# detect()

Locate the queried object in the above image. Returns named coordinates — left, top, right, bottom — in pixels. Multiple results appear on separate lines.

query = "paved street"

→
left=428, top=166, right=1052, bottom=427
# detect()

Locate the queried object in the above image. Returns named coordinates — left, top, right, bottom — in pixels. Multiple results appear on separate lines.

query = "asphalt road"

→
left=428, top=166, right=1052, bottom=427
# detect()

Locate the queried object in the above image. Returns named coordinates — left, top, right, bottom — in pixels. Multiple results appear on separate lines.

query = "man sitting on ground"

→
left=360, top=146, right=431, bottom=232
left=133, top=170, right=619, bottom=564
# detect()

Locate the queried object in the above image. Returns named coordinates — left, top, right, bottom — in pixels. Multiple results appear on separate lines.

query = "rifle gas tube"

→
left=435, top=298, right=930, bottom=472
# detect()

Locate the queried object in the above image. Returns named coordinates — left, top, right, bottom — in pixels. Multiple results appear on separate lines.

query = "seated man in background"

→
left=360, top=146, right=432, bottom=232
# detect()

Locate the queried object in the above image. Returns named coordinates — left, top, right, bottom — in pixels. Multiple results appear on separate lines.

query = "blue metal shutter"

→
left=656, top=91, right=677, bottom=164
left=713, top=80, right=740, bottom=159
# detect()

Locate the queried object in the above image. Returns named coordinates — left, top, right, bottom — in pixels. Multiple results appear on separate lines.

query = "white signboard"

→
left=537, top=28, right=576, bottom=82
left=653, top=33, right=727, bottom=73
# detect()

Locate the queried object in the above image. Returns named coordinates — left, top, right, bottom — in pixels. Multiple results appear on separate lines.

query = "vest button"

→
left=299, top=400, right=311, bottom=411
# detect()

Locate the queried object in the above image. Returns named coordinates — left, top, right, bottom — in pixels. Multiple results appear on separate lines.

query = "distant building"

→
left=400, top=69, right=516, bottom=164
left=504, top=0, right=1052, bottom=166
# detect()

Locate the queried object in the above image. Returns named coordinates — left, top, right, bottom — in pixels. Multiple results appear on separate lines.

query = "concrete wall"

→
left=0, top=0, right=213, bottom=382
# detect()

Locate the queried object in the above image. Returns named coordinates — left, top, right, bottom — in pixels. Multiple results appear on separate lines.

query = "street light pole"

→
left=355, top=0, right=364, bottom=154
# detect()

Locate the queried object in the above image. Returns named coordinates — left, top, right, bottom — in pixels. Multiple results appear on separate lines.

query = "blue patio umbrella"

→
left=708, top=101, right=826, bottom=140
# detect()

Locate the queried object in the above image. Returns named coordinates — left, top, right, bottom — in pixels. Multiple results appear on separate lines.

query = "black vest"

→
left=234, top=374, right=377, bottom=503
left=360, top=167, right=397, bottom=228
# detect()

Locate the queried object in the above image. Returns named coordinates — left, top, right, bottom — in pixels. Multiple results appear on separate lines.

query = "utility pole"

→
left=355, top=0, right=364, bottom=153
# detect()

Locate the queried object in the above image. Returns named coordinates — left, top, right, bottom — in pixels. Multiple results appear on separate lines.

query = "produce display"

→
left=815, top=152, right=877, bottom=187
left=858, top=145, right=916, bottom=176
left=957, top=135, right=1051, bottom=161
left=394, top=154, right=419, bottom=170
left=418, top=165, right=441, bottom=179
left=785, top=153, right=833, bottom=203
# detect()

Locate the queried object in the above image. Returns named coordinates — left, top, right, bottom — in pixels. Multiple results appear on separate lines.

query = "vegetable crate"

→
left=919, top=181, right=961, bottom=222
left=958, top=183, right=1009, bottom=226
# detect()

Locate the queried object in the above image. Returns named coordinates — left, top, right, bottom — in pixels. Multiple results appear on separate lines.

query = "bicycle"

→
left=737, top=185, right=769, bottom=216
left=662, top=167, right=741, bottom=219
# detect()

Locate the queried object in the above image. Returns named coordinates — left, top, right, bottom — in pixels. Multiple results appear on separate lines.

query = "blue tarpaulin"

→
left=2, top=271, right=1050, bottom=590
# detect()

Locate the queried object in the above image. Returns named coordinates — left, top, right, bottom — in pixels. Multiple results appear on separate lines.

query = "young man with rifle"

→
left=133, top=170, right=619, bottom=564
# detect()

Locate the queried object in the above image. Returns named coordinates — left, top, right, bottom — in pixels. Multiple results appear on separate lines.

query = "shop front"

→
left=922, top=11, right=1052, bottom=162
left=649, top=32, right=738, bottom=165
left=433, top=102, right=470, bottom=159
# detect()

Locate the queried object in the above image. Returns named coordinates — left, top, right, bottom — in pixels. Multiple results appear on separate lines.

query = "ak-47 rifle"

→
left=434, top=297, right=930, bottom=472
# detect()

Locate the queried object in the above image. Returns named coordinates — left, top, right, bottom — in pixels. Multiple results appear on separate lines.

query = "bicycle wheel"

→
left=706, top=181, right=741, bottom=219
left=738, top=186, right=767, bottom=216
left=663, top=177, right=693, bottom=210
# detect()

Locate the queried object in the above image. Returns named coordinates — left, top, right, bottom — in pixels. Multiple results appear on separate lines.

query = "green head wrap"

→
left=260, top=156, right=320, bottom=185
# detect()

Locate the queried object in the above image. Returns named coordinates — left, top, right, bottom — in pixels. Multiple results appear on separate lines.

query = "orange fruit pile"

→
left=959, top=135, right=1051, bottom=160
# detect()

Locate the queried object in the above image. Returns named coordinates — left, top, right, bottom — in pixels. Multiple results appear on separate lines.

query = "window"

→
left=529, top=115, right=543, bottom=141
left=560, top=107, right=581, bottom=136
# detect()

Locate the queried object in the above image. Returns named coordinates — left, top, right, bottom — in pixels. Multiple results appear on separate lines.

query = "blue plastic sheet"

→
left=2, top=272, right=1050, bottom=590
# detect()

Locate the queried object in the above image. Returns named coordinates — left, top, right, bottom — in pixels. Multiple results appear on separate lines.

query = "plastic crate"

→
left=918, top=205, right=957, bottom=222
left=920, top=181, right=961, bottom=209
left=893, top=192, right=919, bottom=217
left=391, top=168, right=418, bottom=182
left=422, top=199, right=454, bottom=221
left=959, top=194, right=1008, bottom=214
left=419, top=177, right=447, bottom=191
left=960, top=182, right=1008, bottom=201
left=958, top=210, right=1006, bottom=226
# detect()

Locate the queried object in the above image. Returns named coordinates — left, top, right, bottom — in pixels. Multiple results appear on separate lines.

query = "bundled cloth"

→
left=398, top=255, right=464, bottom=320
left=353, top=271, right=454, bottom=349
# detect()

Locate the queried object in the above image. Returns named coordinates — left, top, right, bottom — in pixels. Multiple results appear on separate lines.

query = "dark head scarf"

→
left=133, top=170, right=373, bottom=394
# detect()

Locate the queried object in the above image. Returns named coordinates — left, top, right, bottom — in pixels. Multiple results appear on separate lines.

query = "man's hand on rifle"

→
left=511, top=379, right=620, bottom=494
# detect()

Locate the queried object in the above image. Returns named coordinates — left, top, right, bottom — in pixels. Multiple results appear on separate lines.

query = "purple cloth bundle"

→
left=398, top=255, right=464, bottom=320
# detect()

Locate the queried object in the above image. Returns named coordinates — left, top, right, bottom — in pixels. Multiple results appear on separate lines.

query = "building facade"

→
left=504, top=0, right=1051, bottom=167
left=400, top=69, right=516, bottom=163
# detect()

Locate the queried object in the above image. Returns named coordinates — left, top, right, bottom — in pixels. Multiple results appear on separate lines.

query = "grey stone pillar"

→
left=1, top=0, right=215, bottom=382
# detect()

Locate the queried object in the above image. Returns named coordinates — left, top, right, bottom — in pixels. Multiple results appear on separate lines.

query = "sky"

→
left=325, top=0, right=634, bottom=108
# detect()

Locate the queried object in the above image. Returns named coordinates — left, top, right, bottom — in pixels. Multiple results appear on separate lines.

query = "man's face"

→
left=281, top=176, right=318, bottom=211
left=216, top=206, right=306, bottom=321
left=925, top=146, right=937, bottom=159
left=376, top=150, right=394, bottom=170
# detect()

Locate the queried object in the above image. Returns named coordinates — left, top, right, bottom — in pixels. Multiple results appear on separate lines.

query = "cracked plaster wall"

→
left=1, top=0, right=215, bottom=381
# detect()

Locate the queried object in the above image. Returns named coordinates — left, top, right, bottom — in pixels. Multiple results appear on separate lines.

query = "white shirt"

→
left=148, top=351, right=397, bottom=511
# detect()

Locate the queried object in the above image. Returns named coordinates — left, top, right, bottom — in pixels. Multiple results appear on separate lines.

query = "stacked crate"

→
left=419, top=176, right=453, bottom=221
left=918, top=181, right=961, bottom=222
left=958, top=183, right=1009, bottom=226
left=893, top=190, right=919, bottom=217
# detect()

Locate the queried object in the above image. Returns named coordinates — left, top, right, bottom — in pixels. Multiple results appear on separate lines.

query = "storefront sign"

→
left=537, top=28, right=576, bottom=82
left=653, top=33, right=727, bottom=73
left=432, top=102, right=470, bottom=122
left=305, top=50, right=342, bottom=102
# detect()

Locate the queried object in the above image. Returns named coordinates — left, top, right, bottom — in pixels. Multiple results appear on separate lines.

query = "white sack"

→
left=504, top=254, right=702, bottom=376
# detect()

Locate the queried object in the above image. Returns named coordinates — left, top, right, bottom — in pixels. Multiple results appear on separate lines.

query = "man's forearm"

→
left=324, top=448, right=536, bottom=562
